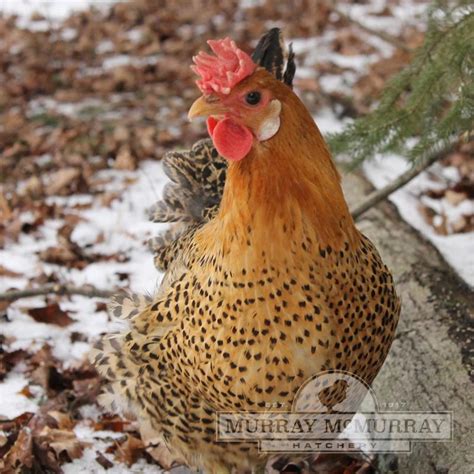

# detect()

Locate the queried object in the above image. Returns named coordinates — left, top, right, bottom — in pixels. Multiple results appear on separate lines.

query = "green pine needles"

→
left=329, top=0, right=474, bottom=170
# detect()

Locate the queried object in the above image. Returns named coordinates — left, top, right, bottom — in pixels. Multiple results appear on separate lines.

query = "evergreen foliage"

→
left=329, top=0, right=474, bottom=169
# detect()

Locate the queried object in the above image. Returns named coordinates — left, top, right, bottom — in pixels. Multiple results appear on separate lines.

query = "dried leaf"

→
left=39, top=245, right=78, bottom=265
left=0, top=349, right=28, bottom=380
left=445, top=190, right=467, bottom=206
left=0, top=193, right=13, bottom=220
left=39, top=427, right=89, bottom=462
left=114, top=434, right=145, bottom=466
left=47, top=411, right=74, bottom=430
left=27, top=303, right=74, bottom=327
left=96, top=451, right=114, bottom=469
left=0, top=412, right=34, bottom=434
left=19, top=385, right=35, bottom=399
left=114, top=146, right=137, bottom=171
left=0, top=300, right=11, bottom=317
left=146, top=443, right=180, bottom=470
left=418, top=204, right=436, bottom=226
left=72, top=376, right=101, bottom=404
left=19, top=175, right=43, bottom=198
left=94, top=414, right=133, bottom=433
left=2, top=427, right=33, bottom=470
left=294, top=77, right=321, bottom=92
left=45, top=168, right=81, bottom=196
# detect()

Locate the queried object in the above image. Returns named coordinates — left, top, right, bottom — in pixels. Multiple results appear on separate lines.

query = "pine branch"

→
left=0, top=284, right=115, bottom=302
left=351, top=141, right=459, bottom=219
left=331, top=5, right=412, bottom=53
left=329, top=3, right=474, bottom=169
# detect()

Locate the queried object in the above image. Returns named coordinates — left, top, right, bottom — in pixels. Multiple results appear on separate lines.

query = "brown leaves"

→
left=0, top=347, right=104, bottom=472
left=113, top=435, right=145, bottom=466
left=114, top=146, right=137, bottom=171
left=38, top=220, right=128, bottom=269
left=0, top=349, right=28, bottom=381
left=418, top=148, right=474, bottom=235
left=45, top=168, right=84, bottom=196
left=27, top=303, right=74, bottom=327
left=96, top=451, right=114, bottom=469
left=39, top=427, right=88, bottom=462
left=0, top=410, right=89, bottom=473
left=0, top=0, right=218, bottom=197
left=2, top=426, right=34, bottom=471
left=332, top=30, right=377, bottom=56
left=352, top=49, right=412, bottom=114
left=94, top=414, right=134, bottom=433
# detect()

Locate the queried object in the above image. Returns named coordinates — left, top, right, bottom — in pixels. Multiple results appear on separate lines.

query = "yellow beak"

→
left=187, top=95, right=227, bottom=121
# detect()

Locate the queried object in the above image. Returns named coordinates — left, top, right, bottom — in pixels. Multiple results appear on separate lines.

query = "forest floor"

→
left=0, top=0, right=472, bottom=472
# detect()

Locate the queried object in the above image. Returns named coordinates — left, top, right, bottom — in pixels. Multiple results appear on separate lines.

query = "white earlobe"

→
left=257, top=99, right=281, bottom=141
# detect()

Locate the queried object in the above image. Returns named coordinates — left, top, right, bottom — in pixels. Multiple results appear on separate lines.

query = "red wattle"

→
left=206, top=117, right=218, bottom=137
left=210, top=118, right=253, bottom=161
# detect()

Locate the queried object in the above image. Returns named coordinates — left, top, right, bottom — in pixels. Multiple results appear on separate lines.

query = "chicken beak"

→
left=188, top=95, right=226, bottom=121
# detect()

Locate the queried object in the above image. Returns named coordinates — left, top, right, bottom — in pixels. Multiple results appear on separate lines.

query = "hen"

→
left=92, top=29, right=400, bottom=474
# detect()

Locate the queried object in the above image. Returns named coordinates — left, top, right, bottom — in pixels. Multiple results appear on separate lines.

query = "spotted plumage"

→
left=91, top=30, right=400, bottom=474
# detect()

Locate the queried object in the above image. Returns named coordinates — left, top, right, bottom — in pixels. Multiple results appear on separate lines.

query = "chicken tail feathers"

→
left=148, top=139, right=226, bottom=226
left=90, top=292, right=153, bottom=414
left=148, top=139, right=226, bottom=271
left=90, top=332, right=138, bottom=414
left=251, top=27, right=296, bottom=87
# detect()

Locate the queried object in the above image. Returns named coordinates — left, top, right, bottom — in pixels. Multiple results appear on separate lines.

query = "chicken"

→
left=92, top=29, right=400, bottom=474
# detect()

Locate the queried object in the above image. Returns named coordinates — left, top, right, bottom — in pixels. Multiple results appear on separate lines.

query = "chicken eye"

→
left=245, top=91, right=261, bottom=106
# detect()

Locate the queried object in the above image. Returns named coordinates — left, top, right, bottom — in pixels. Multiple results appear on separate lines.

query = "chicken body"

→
left=93, top=52, right=400, bottom=473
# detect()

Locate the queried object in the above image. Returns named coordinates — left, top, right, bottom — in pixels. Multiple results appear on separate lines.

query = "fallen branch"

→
left=351, top=142, right=459, bottom=220
left=0, top=284, right=115, bottom=302
left=332, top=5, right=412, bottom=53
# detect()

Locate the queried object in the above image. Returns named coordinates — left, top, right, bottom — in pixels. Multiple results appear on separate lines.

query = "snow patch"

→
left=0, top=0, right=118, bottom=23
left=0, top=372, right=41, bottom=418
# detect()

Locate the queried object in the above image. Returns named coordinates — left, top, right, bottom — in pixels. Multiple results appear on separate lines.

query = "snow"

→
left=60, top=27, right=78, bottom=41
left=0, top=371, right=42, bottom=418
left=126, top=28, right=144, bottom=44
left=0, top=0, right=118, bottom=23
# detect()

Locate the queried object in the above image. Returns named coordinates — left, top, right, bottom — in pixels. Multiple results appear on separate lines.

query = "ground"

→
left=0, top=0, right=472, bottom=472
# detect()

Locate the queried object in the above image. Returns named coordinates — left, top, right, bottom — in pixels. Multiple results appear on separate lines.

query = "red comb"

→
left=191, top=38, right=256, bottom=95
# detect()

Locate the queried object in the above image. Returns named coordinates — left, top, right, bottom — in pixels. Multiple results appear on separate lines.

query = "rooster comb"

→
left=191, top=38, right=257, bottom=95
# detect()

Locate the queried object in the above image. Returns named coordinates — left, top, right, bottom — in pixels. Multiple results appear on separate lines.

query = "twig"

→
left=0, top=284, right=115, bottom=302
left=350, top=143, right=458, bottom=220
left=332, top=5, right=412, bottom=53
